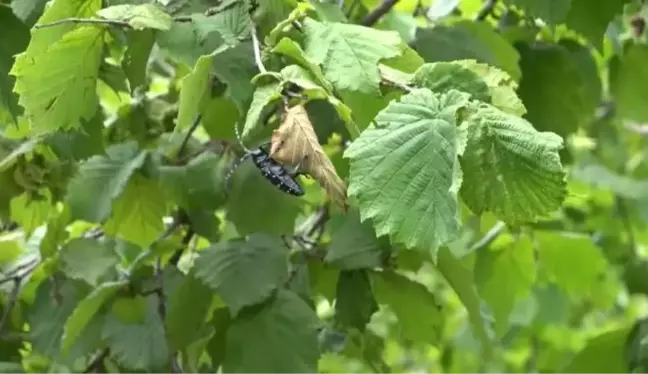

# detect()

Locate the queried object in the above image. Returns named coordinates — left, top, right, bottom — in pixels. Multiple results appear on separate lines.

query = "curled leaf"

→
left=269, top=105, right=348, bottom=211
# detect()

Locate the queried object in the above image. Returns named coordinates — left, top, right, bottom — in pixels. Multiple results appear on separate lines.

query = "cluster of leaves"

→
left=1, top=0, right=648, bottom=372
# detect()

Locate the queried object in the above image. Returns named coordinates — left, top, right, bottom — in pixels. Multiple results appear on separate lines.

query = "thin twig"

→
left=84, top=348, right=110, bottom=373
left=177, top=114, right=202, bottom=159
left=474, top=0, right=497, bottom=21
left=361, top=0, right=400, bottom=26
left=0, top=278, right=21, bottom=337
left=469, top=221, right=506, bottom=252
left=250, top=24, right=267, bottom=73
left=34, top=18, right=130, bottom=29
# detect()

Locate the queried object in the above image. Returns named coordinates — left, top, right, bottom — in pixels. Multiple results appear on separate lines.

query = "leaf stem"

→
left=34, top=18, right=130, bottom=29
left=361, top=0, right=400, bottom=26
left=250, top=24, right=267, bottom=73
left=469, top=220, right=506, bottom=252
left=177, top=115, right=202, bottom=159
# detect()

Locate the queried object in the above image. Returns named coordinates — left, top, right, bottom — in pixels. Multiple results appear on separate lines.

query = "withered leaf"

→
left=270, top=105, right=349, bottom=212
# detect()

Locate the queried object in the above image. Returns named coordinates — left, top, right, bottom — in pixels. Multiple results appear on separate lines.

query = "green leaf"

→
left=166, top=273, right=214, bottom=350
left=436, top=247, right=492, bottom=350
left=11, top=26, right=104, bottom=134
left=211, top=42, right=259, bottom=112
left=10, top=0, right=49, bottom=25
left=40, top=205, right=71, bottom=257
left=501, top=0, right=570, bottom=25
left=535, top=232, right=607, bottom=297
left=455, top=59, right=526, bottom=116
left=475, top=235, right=536, bottom=336
left=0, top=232, right=23, bottom=266
left=303, top=18, right=403, bottom=95
left=325, top=209, right=389, bottom=270
left=412, top=62, right=491, bottom=102
left=10, top=192, right=51, bottom=237
left=612, top=44, right=648, bottom=123
left=103, top=173, right=167, bottom=249
left=563, top=324, right=632, bottom=373
left=272, top=37, right=332, bottom=91
left=122, top=30, right=155, bottom=92
left=190, top=1, right=251, bottom=46
left=176, top=53, right=215, bottom=131
left=566, top=0, right=629, bottom=49
left=241, top=82, right=283, bottom=138
left=335, top=270, right=378, bottom=332
left=102, top=296, right=170, bottom=371
left=459, top=105, right=566, bottom=222
left=414, top=21, right=521, bottom=81
left=371, top=270, right=443, bottom=344
left=516, top=41, right=600, bottom=137
left=344, top=88, right=469, bottom=252
left=97, top=4, right=173, bottom=30
left=28, top=280, right=82, bottom=358
left=225, top=161, right=303, bottom=236
left=61, top=280, right=128, bottom=354
left=193, top=234, right=289, bottom=315
left=206, top=307, right=231, bottom=369
left=571, top=163, right=648, bottom=200
left=60, top=238, right=120, bottom=286
left=223, top=290, right=320, bottom=373
left=0, top=7, right=29, bottom=125
left=66, top=142, right=147, bottom=223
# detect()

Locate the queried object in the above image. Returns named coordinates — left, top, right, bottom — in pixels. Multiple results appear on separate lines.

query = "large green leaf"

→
left=103, top=173, right=167, bottom=249
left=10, top=192, right=51, bottom=237
left=61, top=281, right=128, bottom=354
left=535, top=232, right=607, bottom=298
left=344, top=88, right=469, bottom=252
left=565, top=0, right=630, bottom=49
left=475, top=235, right=536, bottom=336
left=222, top=290, right=320, bottom=373
left=412, top=62, right=491, bottom=103
left=325, top=209, right=389, bottom=270
left=165, top=273, right=214, bottom=350
left=240, top=82, right=283, bottom=139
left=0, top=8, right=29, bottom=125
left=66, top=142, right=147, bottom=223
left=122, top=30, right=155, bottom=92
left=612, top=44, right=648, bottom=123
left=176, top=53, right=214, bottom=131
left=193, top=234, right=289, bottom=315
left=516, top=41, right=599, bottom=137
left=371, top=270, right=444, bottom=344
left=60, top=238, right=120, bottom=286
left=11, top=26, right=104, bottom=134
left=413, top=21, right=521, bottom=81
left=459, top=104, right=566, bottom=222
left=102, top=296, right=170, bottom=371
left=302, top=18, right=403, bottom=95
left=191, top=1, right=251, bottom=46
left=334, top=270, right=378, bottom=332
left=96, top=4, right=173, bottom=30
left=563, top=324, right=632, bottom=373
left=501, top=0, right=570, bottom=25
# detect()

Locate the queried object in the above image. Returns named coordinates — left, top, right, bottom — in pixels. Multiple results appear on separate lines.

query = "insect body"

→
left=225, top=145, right=305, bottom=196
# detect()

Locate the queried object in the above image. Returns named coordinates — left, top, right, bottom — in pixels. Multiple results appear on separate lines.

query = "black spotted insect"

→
left=225, top=122, right=305, bottom=196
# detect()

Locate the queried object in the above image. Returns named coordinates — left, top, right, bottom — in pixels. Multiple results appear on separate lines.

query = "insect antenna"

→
left=225, top=121, right=252, bottom=193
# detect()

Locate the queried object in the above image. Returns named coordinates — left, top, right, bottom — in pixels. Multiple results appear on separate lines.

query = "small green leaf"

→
left=412, top=62, right=491, bottom=102
left=176, top=53, right=214, bottom=131
left=66, top=142, right=146, bottom=223
left=193, top=234, right=289, bottom=315
left=11, top=26, right=104, bottom=134
left=344, top=88, right=469, bottom=252
left=563, top=324, right=632, bottom=373
left=0, top=7, right=29, bottom=125
left=612, top=44, right=648, bottom=123
left=223, top=290, right=320, bottom=373
left=272, top=37, right=332, bottom=91
left=206, top=307, right=231, bottom=369
left=475, top=235, right=536, bottom=336
left=190, top=1, right=251, bottom=46
left=0, top=233, right=23, bottom=266
left=414, top=21, right=521, bottom=81
left=166, top=273, right=214, bottom=350
left=102, top=296, right=170, bottom=371
left=10, top=192, right=51, bottom=237
left=325, top=209, right=388, bottom=270
left=241, top=82, right=282, bottom=138
left=536, top=232, right=607, bottom=298
left=60, top=238, right=120, bottom=286
left=459, top=104, right=566, bottom=222
left=303, top=18, right=403, bottom=95
left=97, top=4, right=173, bottom=30
left=334, top=270, right=378, bottom=332
left=372, top=270, right=443, bottom=344
left=103, top=173, right=166, bottom=249
left=122, top=30, right=155, bottom=91
left=61, top=281, right=128, bottom=354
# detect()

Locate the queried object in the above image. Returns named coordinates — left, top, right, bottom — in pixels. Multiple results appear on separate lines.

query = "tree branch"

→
left=474, top=0, right=497, bottom=21
left=34, top=18, right=130, bottom=29
left=361, top=0, right=400, bottom=26
left=469, top=221, right=506, bottom=252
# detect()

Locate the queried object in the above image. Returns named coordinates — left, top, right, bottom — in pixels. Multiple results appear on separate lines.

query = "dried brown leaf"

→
left=270, top=105, right=349, bottom=212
